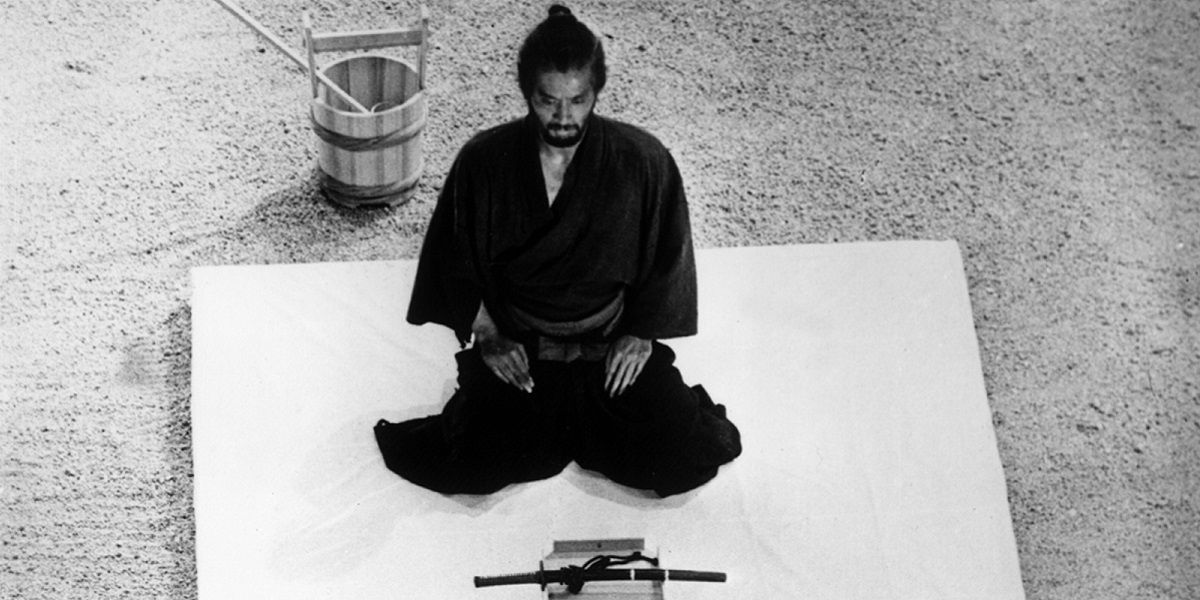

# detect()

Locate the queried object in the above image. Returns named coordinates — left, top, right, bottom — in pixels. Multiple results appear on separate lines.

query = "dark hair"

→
left=517, top=5, right=607, bottom=98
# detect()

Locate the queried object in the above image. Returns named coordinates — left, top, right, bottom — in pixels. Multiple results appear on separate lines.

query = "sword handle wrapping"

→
left=474, top=573, right=539, bottom=588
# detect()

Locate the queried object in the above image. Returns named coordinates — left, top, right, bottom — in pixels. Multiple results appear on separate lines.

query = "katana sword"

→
left=474, top=560, right=726, bottom=594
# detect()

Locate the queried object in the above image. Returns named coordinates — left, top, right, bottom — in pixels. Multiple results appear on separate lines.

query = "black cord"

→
left=561, top=552, right=659, bottom=594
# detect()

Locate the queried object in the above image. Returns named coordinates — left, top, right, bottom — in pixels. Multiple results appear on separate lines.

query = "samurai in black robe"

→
left=374, top=6, right=741, bottom=498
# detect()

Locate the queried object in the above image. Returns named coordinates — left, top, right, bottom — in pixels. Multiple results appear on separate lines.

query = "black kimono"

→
left=375, top=114, right=741, bottom=497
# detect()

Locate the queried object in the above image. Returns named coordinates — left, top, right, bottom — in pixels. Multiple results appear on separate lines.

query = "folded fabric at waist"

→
left=505, top=290, right=624, bottom=361
left=506, top=289, right=625, bottom=338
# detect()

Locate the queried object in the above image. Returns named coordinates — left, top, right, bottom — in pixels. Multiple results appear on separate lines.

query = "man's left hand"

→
left=605, top=335, right=652, bottom=397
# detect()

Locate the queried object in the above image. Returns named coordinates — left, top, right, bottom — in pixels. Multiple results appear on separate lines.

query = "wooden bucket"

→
left=310, top=54, right=425, bottom=207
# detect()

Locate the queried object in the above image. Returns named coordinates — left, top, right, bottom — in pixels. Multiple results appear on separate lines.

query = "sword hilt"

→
left=473, top=560, right=550, bottom=590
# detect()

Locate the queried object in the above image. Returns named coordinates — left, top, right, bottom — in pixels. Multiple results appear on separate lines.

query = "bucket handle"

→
left=303, top=5, right=430, bottom=105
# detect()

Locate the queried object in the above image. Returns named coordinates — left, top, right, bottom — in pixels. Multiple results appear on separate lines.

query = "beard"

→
left=539, top=121, right=587, bottom=147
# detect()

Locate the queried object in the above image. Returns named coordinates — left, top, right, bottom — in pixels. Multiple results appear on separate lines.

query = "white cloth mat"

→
left=191, top=241, right=1025, bottom=599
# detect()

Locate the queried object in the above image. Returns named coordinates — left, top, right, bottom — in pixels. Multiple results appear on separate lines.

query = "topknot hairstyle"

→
left=517, top=4, right=607, bottom=98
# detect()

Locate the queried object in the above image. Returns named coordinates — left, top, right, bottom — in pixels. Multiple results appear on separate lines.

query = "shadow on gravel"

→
left=228, top=171, right=406, bottom=264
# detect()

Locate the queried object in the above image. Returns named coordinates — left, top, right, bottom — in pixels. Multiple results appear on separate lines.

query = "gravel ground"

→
left=2, top=0, right=1198, bottom=598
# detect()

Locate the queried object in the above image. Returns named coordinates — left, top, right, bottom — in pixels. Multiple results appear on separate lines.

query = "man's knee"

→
left=643, top=340, right=677, bottom=373
left=604, top=343, right=695, bottom=425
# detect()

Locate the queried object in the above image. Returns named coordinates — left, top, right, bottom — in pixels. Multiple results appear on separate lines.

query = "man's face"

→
left=528, top=68, right=597, bottom=148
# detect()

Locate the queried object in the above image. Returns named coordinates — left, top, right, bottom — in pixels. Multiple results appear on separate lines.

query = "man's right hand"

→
left=477, top=331, right=534, bottom=393
left=472, top=302, right=534, bottom=393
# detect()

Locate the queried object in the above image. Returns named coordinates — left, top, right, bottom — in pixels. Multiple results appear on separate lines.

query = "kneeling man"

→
left=375, top=5, right=741, bottom=498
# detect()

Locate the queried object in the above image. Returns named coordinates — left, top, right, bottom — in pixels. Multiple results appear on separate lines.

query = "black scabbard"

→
left=474, top=567, right=725, bottom=589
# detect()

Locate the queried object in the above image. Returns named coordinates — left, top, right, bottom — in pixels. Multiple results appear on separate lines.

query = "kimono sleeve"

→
left=405, top=154, right=484, bottom=345
left=624, top=151, right=699, bottom=340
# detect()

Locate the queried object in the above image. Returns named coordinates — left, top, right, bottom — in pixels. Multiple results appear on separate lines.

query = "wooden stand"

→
left=543, top=539, right=664, bottom=600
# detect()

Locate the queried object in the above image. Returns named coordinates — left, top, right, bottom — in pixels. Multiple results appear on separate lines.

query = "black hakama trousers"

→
left=374, top=342, right=741, bottom=498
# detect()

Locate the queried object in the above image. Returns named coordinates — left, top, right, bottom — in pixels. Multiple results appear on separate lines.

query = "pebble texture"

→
left=2, top=0, right=1198, bottom=598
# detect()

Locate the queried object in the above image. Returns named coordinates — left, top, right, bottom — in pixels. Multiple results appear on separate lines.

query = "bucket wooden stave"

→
left=310, top=54, right=425, bottom=207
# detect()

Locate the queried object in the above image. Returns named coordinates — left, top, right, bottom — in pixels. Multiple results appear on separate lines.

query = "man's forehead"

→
left=534, top=68, right=595, bottom=97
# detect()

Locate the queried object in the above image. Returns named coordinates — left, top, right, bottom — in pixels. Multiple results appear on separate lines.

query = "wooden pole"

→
left=418, top=4, right=429, bottom=90
left=302, top=12, right=319, bottom=101
left=211, top=0, right=368, bottom=113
